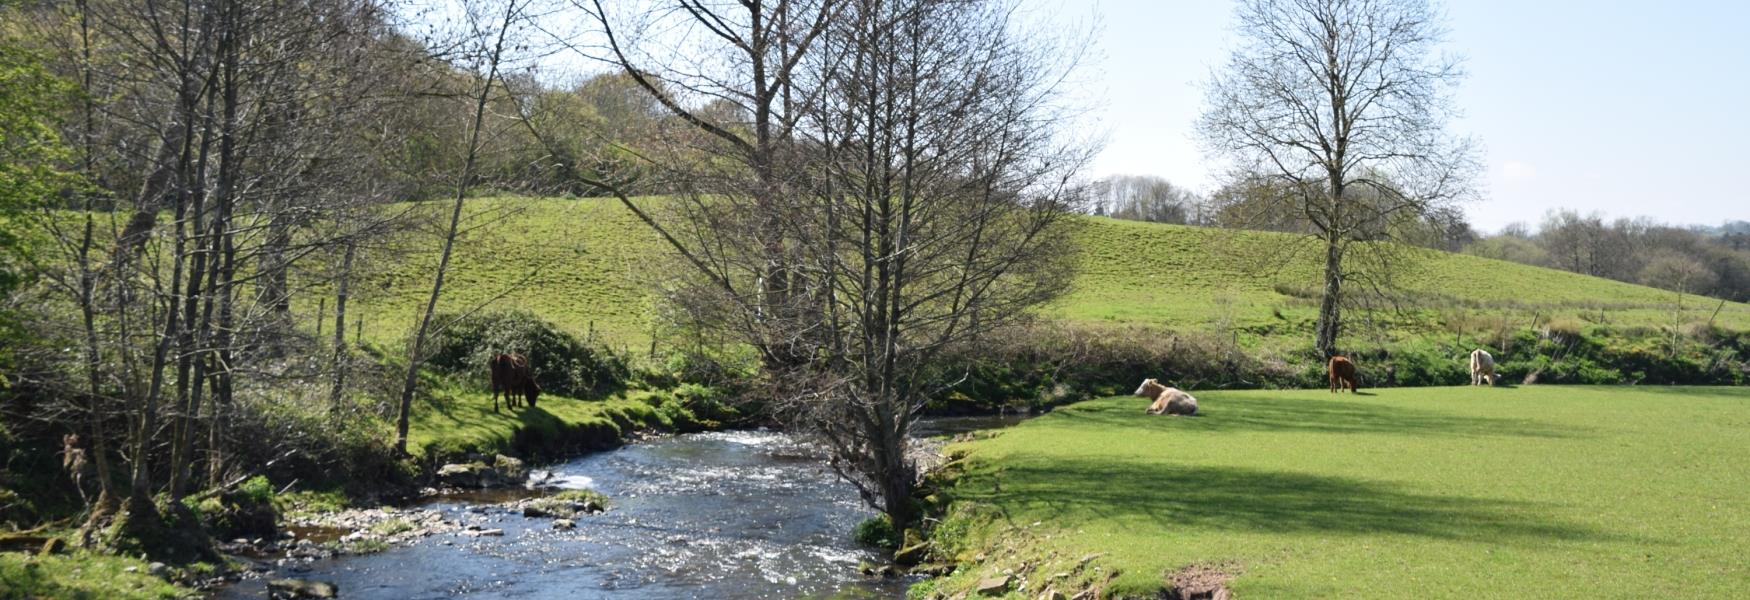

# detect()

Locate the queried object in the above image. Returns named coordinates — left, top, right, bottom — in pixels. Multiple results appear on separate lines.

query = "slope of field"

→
left=1067, top=216, right=1750, bottom=331
left=343, top=197, right=1750, bottom=348
left=348, top=197, right=671, bottom=350
left=925, top=386, right=1750, bottom=598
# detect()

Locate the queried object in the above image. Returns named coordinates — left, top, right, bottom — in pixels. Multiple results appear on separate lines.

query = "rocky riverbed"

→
left=214, top=430, right=913, bottom=599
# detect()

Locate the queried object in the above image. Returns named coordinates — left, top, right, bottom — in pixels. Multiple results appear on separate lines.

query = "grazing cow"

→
left=1469, top=349, right=1498, bottom=386
left=489, top=353, right=541, bottom=412
left=1134, top=378, right=1199, bottom=416
left=1328, top=356, right=1359, bottom=393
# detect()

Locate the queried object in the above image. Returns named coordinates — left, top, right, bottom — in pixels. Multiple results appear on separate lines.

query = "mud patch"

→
left=1164, top=562, right=1238, bottom=600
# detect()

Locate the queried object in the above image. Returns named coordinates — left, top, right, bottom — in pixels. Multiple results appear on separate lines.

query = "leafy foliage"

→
left=425, top=309, right=630, bottom=399
left=0, top=25, right=78, bottom=382
left=853, top=514, right=900, bottom=550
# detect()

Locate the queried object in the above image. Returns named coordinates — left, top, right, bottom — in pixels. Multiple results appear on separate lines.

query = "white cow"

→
left=1135, top=378, right=1199, bottom=416
left=1469, top=349, right=1498, bottom=386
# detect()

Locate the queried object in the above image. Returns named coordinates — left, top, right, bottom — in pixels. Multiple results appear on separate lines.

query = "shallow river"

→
left=219, top=429, right=922, bottom=599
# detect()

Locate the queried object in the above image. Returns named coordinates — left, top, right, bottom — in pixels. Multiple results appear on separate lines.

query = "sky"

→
left=1064, top=0, right=1750, bottom=233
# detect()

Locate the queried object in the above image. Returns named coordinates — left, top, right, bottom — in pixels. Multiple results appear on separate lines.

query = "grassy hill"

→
left=339, top=196, right=1750, bottom=351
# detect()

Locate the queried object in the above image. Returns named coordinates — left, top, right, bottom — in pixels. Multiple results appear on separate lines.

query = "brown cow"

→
left=1328, top=355, right=1359, bottom=394
left=490, top=353, right=541, bottom=412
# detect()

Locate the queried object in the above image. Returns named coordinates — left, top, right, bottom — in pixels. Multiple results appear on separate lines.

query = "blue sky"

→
left=1066, top=0, right=1749, bottom=232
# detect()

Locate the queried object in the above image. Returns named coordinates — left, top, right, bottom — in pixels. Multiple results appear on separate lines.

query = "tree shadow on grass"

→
left=962, top=457, right=1642, bottom=547
left=1059, top=395, right=1581, bottom=439
left=416, top=391, right=571, bottom=451
left=1585, top=385, right=1750, bottom=400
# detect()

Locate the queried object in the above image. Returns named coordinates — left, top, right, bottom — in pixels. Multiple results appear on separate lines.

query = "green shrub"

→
left=237, top=475, right=274, bottom=505
left=1383, top=342, right=1469, bottom=387
left=181, top=478, right=279, bottom=540
left=657, top=346, right=758, bottom=388
left=853, top=514, right=900, bottom=549
left=426, top=309, right=630, bottom=399
left=368, top=518, right=415, bottom=536
left=275, top=488, right=350, bottom=519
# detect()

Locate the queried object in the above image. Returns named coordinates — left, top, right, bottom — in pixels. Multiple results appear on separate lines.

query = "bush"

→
left=653, top=346, right=758, bottom=389
left=227, top=394, right=413, bottom=494
left=426, top=310, right=629, bottom=399
left=853, top=514, right=900, bottom=549
left=183, top=476, right=279, bottom=540
left=1381, top=342, right=1469, bottom=387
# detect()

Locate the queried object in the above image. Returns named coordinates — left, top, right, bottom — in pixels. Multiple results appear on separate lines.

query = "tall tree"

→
left=394, top=0, right=532, bottom=455
left=572, top=0, right=1091, bottom=529
left=1198, top=0, right=1478, bottom=357
left=581, top=0, right=844, bottom=369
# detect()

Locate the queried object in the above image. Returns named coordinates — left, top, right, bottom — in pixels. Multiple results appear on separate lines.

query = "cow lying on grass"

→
left=1470, top=349, right=1498, bottom=386
left=1134, top=378, right=1199, bottom=416
left=1328, top=355, right=1358, bottom=393
left=490, top=353, right=541, bottom=412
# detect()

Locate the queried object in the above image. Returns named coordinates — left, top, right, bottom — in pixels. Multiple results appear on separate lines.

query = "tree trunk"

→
left=72, top=0, right=115, bottom=512
left=257, top=211, right=292, bottom=356
left=874, top=417, right=917, bottom=530
left=1315, top=235, right=1343, bottom=358
left=329, top=241, right=355, bottom=410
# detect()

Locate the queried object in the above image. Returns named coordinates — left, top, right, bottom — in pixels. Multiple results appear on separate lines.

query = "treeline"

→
left=1090, top=174, right=1749, bottom=302
left=1089, top=174, right=1476, bottom=251
left=1466, top=212, right=1750, bottom=303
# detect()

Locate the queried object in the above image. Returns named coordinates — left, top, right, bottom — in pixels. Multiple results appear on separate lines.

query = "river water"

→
left=218, top=429, right=917, bottom=599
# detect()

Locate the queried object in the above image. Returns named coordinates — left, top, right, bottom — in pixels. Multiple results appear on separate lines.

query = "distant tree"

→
left=1198, top=0, right=1478, bottom=356
left=1640, top=250, right=1717, bottom=309
left=1537, top=210, right=1644, bottom=280
left=1465, top=230, right=1549, bottom=267
left=1094, top=175, right=1199, bottom=224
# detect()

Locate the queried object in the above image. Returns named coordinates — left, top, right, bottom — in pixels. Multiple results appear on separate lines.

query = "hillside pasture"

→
left=333, top=199, right=1750, bottom=352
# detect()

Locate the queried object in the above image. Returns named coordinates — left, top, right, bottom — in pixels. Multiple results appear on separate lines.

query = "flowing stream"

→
left=218, top=429, right=930, bottom=599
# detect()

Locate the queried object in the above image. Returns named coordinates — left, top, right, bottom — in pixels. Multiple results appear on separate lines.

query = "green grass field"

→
left=335, top=197, right=1750, bottom=350
left=403, top=383, right=668, bottom=460
left=929, top=386, right=1750, bottom=598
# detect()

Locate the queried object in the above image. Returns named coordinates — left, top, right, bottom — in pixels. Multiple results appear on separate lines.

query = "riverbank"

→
left=0, top=382, right=729, bottom=599
left=913, top=386, right=1750, bottom=599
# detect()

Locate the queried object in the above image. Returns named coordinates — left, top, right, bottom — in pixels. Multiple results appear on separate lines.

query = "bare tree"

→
left=572, top=0, right=1090, bottom=529
left=393, top=0, right=534, bottom=455
left=577, top=0, right=845, bottom=369
left=7, top=0, right=420, bottom=555
left=1198, top=0, right=1478, bottom=357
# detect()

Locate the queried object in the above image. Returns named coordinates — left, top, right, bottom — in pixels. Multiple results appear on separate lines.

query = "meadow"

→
left=336, top=197, right=1750, bottom=352
left=922, top=386, right=1750, bottom=598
